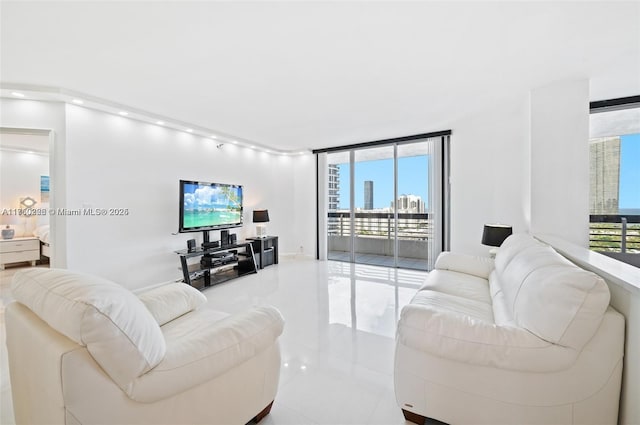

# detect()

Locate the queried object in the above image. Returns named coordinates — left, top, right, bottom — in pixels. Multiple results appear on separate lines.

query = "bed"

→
left=32, top=224, right=51, bottom=259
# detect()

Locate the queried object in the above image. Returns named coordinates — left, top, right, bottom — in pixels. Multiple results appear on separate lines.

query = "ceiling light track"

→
left=0, top=83, right=309, bottom=156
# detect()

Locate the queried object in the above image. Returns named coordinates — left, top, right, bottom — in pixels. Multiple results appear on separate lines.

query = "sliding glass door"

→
left=353, top=146, right=396, bottom=266
left=324, top=136, right=447, bottom=271
left=397, top=141, right=436, bottom=269
left=327, top=151, right=351, bottom=262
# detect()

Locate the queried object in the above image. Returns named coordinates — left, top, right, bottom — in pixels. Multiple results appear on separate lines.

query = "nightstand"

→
left=0, top=237, right=40, bottom=270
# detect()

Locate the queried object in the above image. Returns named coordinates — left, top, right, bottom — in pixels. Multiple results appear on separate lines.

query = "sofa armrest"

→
left=434, top=252, right=494, bottom=279
left=126, top=306, right=285, bottom=402
left=397, top=303, right=576, bottom=372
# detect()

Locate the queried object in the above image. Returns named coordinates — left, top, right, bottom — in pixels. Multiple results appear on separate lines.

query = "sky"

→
left=337, top=155, right=429, bottom=209
left=620, top=134, right=640, bottom=209
left=335, top=133, right=639, bottom=211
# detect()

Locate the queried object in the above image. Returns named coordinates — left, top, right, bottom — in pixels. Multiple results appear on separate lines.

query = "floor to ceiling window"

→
left=589, top=96, right=640, bottom=267
left=316, top=132, right=450, bottom=271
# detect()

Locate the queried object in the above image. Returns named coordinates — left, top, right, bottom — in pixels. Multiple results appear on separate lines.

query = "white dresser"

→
left=0, top=237, right=39, bottom=270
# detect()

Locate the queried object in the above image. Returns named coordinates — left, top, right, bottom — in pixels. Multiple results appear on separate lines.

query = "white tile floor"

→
left=0, top=259, right=427, bottom=425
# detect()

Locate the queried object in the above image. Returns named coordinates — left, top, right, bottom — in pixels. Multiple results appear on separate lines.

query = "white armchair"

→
left=6, top=268, right=284, bottom=425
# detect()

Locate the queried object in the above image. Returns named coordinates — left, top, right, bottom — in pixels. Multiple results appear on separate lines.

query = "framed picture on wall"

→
left=41, top=176, right=49, bottom=203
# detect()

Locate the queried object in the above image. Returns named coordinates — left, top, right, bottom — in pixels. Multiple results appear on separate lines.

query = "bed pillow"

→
left=33, top=224, right=50, bottom=239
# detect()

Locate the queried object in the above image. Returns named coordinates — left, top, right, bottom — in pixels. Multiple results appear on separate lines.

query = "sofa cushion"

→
left=411, top=290, right=493, bottom=323
left=138, top=282, right=207, bottom=326
left=420, top=269, right=492, bottom=305
left=515, top=264, right=610, bottom=349
left=397, top=302, right=577, bottom=371
left=496, top=242, right=565, bottom=320
left=126, top=306, right=285, bottom=402
left=494, top=233, right=547, bottom=279
left=493, top=235, right=610, bottom=350
left=11, top=268, right=166, bottom=389
left=434, top=252, right=495, bottom=280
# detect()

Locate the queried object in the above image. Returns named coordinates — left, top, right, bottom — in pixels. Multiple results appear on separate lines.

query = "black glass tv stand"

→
left=175, top=242, right=257, bottom=290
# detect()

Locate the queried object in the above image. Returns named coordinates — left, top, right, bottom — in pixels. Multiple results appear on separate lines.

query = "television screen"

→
left=179, top=180, right=243, bottom=232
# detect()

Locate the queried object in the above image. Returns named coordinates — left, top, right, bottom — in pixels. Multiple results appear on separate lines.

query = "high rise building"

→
left=589, top=137, right=620, bottom=214
left=328, top=164, right=340, bottom=211
left=393, top=194, right=425, bottom=213
left=364, top=180, right=374, bottom=210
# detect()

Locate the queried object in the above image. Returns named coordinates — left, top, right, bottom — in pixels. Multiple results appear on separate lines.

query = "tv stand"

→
left=201, top=230, right=219, bottom=249
left=175, top=241, right=257, bottom=290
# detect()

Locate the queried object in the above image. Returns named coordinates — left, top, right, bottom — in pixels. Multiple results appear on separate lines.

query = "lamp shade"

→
left=481, top=224, right=513, bottom=247
left=253, top=209, right=270, bottom=223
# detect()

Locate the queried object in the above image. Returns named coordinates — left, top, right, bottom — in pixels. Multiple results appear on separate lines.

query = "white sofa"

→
left=394, top=234, right=625, bottom=425
left=6, top=268, right=284, bottom=425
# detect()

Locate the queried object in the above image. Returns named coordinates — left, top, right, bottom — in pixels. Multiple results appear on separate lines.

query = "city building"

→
left=328, top=164, right=340, bottom=211
left=589, top=136, right=621, bottom=214
left=392, top=194, right=426, bottom=213
left=364, top=180, right=373, bottom=210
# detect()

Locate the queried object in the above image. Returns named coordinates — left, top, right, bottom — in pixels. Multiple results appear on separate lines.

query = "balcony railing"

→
left=589, top=214, right=640, bottom=253
left=327, top=211, right=432, bottom=241
left=327, top=211, right=432, bottom=261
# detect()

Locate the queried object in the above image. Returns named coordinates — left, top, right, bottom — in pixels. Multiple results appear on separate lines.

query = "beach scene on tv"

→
left=182, top=183, right=243, bottom=229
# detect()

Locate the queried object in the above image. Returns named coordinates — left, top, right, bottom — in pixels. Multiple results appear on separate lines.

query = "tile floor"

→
left=0, top=259, right=427, bottom=424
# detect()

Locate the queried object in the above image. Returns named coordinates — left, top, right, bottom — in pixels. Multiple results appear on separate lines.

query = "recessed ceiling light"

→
left=231, top=140, right=238, bottom=144
left=119, top=111, right=128, bottom=116
left=156, top=121, right=165, bottom=125
left=210, top=135, right=217, bottom=139
left=186, top=129, right=193, bottom=133
left=11, top=92, right=25, bottom=97
left=72, top=99, right=84, bottom=105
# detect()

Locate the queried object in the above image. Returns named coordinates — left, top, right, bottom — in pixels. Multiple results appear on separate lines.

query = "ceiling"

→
left=0, top=131, right=49, bottom=155
left=1, top=1, right=639, bottom=152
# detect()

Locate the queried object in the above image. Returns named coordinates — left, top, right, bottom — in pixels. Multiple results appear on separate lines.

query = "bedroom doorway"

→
left=0, top=128, right=53, bottom=269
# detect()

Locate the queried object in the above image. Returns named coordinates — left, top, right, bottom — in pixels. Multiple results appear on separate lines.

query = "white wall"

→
left=292, top=153, right=317, bottom=258
left=0, top=147, right=49, bottom=235
left=450, top=78, right=590, bottom=254
left=63, top=105, right=312, bottom=288
left=0, top=99, right=67, bottom=267
left=449, top=95, right=531, bottom=255
left=530, top=79, right=590, bottom=246
left=0, top=99, right=316, bottom=289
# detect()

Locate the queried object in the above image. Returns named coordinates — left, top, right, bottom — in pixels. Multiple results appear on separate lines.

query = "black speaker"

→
left=229, top=234, right=237, bottom=244
left=187, top=239, right=196, bottom=252
left=220, top=230, right=229, bottom=246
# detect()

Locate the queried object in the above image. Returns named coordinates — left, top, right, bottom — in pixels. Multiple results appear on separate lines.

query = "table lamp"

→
left=253, top=209, right=269, bottom=238
left=482, top=224, right=513, bottom=257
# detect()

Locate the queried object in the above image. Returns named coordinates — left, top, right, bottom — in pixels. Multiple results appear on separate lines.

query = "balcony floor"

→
left=328, top=251, right=429, bottom=271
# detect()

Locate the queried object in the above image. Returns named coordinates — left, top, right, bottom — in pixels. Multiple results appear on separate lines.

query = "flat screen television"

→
left=179, top=180, right=243, bottom=233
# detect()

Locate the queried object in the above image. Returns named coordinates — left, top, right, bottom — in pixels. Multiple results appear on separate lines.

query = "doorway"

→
left=0, top=128, right=53, bottom=268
